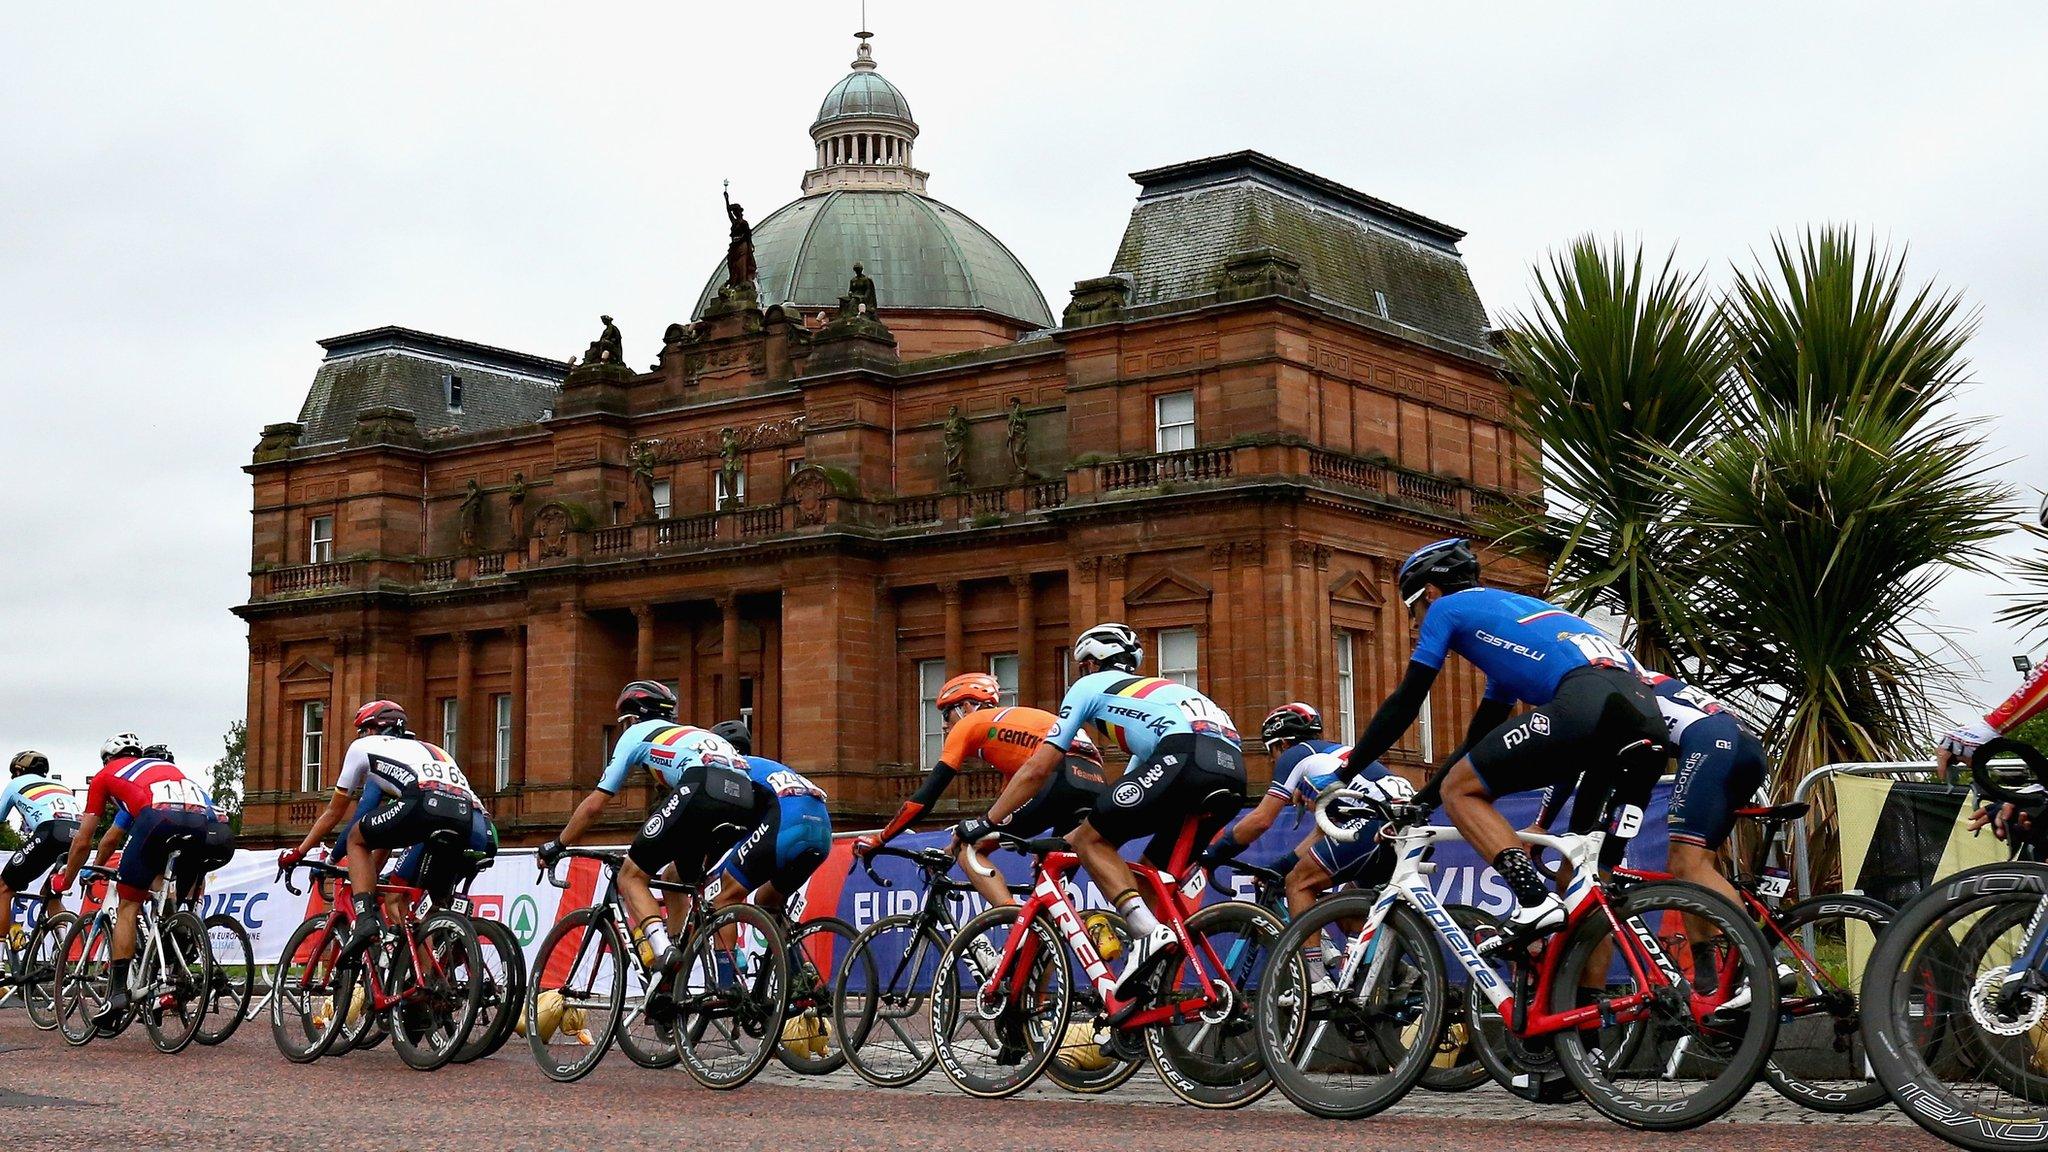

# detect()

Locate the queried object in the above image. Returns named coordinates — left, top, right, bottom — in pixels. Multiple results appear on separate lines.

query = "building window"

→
left=1373, top=290, right=1390, bottom=319
left=918, top=659, right=947, bottom=765
left=652, top=480, right=672, bottom=520
left=441, top=697, right=459, bottom=755
left=1159, top=628, right=1198, bottom=688
left=716, top=467, right=746, bottom=509
left=300, top=702, right=325, bottom=791
left=989, top=654, right=1020, bottom=708
left=1418, top=693, right=1435, bottom=763
left=1334, top=631, right=1357, bottom=744
left=308, top=516, right=334, bottom=563
left=1057, top=648, right=1072, bottom=691
left=788, top=458, right=805, bottom=475
left=493, top=694, right=513, bottom=791
left=1155, top=391, right=1196, bottom=453
left=443, top=373, right=463, bottom=412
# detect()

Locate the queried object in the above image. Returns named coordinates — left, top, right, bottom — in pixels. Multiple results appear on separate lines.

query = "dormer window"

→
left=444, top=373, right=463, bottom=412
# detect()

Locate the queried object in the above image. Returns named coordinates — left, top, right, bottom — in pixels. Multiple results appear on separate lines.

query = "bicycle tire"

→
left=777, top=915, right=857, bottom=1075
left=835, top=913, right=944, bottom=1088
left=196, top=913, right=254, bottom=1046
left=929, top=903, right=1072, bottom=1099
left=270, top=912, right=349, bottom=1062
left=526, top=908, right=626, bottom=1083
left=452, top=917, right=523, bottom=1064
left=143, top=909, right=216, bottom=1054
left=55, top=914, right=113, bottom=1047
left=675, top=902, right=790, bottom=1090
left=21, top=909, right=77, bottom=1031
left=384, top=910, right=484, bottom=1071
left=1045, top=910, right=1143, bottom=1096
left=1417, top=904, right=1498, bottom=1093
left=1143, top=900, right=1284, bottom=1108
left=616, top=928, right=683, bottom=1071
left=1760, top=892, right=1892, bottom=1113
left=1549, top=879, right=1780, bottom=1130
left=1255, top=891, right=1446, bottom=1120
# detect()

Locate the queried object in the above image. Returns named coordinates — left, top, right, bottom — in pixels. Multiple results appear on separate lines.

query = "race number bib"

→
left=1562, top=632, right=1635, bottom=670
left=148, top=778, right=209, bottom=809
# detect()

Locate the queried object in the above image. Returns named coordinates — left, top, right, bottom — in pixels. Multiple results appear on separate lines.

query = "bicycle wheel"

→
left=1458, top=900, right=1576, bottom=1104
left=1861, top=861, right=2048, bottom=1151
left=143, top=909, right=216, bottom=1054
left=385, top=910, right=484, bottom=1071
left=56, top=915, right=114, bottom=1047
left=453, top=917, right=523, bottom=1064
left=526, top=908, right=626, bottom=1083
left=835, top=913, right=942, bottom=1087
left=674, top=902, right=790, bottom=1090
left=616, top=928, right=682, bottom=1071
left=1760, top=893, right=1891, bottom=1113
left=777, top=915, right=856, bottom=1075
left=1144, top=900, right=1285, bottom=1108
left=1549, top=879, right=1779, bottom=1130
left=196, top=913, right=254, bottom=1046
left=1416, top=904, right=1495, bottom=1093
left=1256, top=891, right=1445, bottom=1119
left=929, top=903, right=1072, bottom=1099
left=21, top=909, right=77, bottom=1031
left=1045, top=909, right=1143, bottom=1095
left=270, top=913, right=350, bottom=1062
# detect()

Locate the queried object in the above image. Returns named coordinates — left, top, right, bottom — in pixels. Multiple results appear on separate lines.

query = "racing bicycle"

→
left=54, top=856, right=216, bottom=1054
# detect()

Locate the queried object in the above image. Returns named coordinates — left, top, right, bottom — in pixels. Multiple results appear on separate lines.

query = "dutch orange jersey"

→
left=938, top=706, right=1087, bottom=778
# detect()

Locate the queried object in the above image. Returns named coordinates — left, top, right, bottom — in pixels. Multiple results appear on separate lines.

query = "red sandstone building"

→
left=234, top=35, right=1533, bottom=846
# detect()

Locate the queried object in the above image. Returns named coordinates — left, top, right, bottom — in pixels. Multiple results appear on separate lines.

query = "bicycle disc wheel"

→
left=1256, top=891, right=1445, bottom=1120
left=1144, top=900, right=1285, bottom=1108
left=1416, top=904, right=1496, bottom=1093
left=453, top=917, right=522, bottom=1064
left=144, top=909, right=216, bottom=1054
left=1862, top=861, right=2048, bottom=1151
left=22, top=909, right=77, bottom=1031
left=1761, top=893, right=1891, bottom=1113
left=835, top=913, right=942, bottom=1088
left=386, top=910, right=484, bottom=1071
left=777, top=915, right=856, bottom=1075
left=674, top=903, right=790, bottom=1090
left=1550, top=879, right=1779, bottom=1130
left=1046, top=910, right=1143, bottom=1095
left=930, top=904, right=1072, bottom=1099
left=270, top=913, right=350, bottom=1062
left=196, top=913, right=254, bottom=1046
left=526, top=908, right=626, bottom=1083
left=56, top=915, right=114, bottom=1047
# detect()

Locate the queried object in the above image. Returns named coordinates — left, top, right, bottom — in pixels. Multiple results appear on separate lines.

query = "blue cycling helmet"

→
left=1398, top=538, right=1480, bottom=607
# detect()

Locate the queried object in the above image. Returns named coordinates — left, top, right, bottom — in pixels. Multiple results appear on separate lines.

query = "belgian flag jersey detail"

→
left=0, top=774, right=82, bottom=830
left=1047, top=671, right=1241, bottom=762
left=599, top=720, right=744, bottom=794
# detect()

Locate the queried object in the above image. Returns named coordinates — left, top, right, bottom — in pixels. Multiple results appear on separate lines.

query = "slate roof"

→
left=295, top=327, right=565, bottom=447
left=1109, top=151, right=1494, bottom=357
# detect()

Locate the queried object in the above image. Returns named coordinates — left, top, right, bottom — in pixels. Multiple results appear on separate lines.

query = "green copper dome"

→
left=814, top=69, right=912, bottom=128
left=692, top=189, right=1053, bottom=329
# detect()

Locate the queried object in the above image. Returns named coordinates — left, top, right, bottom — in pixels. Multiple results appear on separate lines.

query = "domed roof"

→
left=692, top=189, right=1053, bottom=329
left=814, top=69, right=912, bottom=129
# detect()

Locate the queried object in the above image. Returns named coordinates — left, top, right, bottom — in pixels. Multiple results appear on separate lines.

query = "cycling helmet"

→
left=710, top=720, right=752, bottom=755
left=1260, top=703, right=1324, bottom=751
left=1072, top=623, right=1143, bottom=674
left=9, top=750, right=48, bottom=778
left=616, top=679, right=678, bottom=723
left=1398, top=538, right=1480, bottom=607
left=99, top=732, right=144, bottom=763
left=936, top=673, right=1001, bottom=719
left=354, top=699, right=408, bottom=736
left=142, top=744, right=175, bottom=763
left=1068, top=729, right=1104, bottom=765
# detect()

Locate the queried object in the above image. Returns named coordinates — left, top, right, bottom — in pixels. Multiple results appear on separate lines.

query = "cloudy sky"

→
left=4, top=2, right=2045, bottom=788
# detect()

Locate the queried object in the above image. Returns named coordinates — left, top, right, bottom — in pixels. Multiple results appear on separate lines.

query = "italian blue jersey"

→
left=597, top=721, right=744, bottom=794
left=0, top=774, right=82, bottom=831
left=1047, top=672, right=1241, bottom=763
left=1412, top=587, right=1639, bottom=705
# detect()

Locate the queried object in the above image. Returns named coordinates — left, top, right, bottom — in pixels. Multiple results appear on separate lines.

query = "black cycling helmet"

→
left=710, top=720, right=752, bottom=755
left=616, top=679, right=678, bottom=723
left=142, top=744, right=175, bottom=763
left=1398, top=538, right=1480, bottom=607
left=1260, top=703, right=1323, bottom=751
left=9, top=750, right=48, bottom=777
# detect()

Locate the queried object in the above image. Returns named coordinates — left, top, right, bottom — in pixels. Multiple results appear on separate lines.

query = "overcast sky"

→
left=4, top=2, right=2045, bottom=788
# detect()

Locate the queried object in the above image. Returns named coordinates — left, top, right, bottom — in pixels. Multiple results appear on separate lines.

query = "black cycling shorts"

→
left=169, top=819, right=238, bottom=898
left=355, top=788, right=474, bottom=854
left=1007, top=758, right=1108, bottom=840
left=1087, top=733, right=1247, bottom=867
left=627, top=762, right=762, bottom=884
left=1469, top=665, right=1667, bottom=836
left=2, top=818, right=76, bottom=891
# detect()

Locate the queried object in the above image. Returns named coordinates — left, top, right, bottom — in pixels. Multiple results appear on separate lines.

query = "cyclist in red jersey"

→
left=52, top=733, right=216, bottom=1024
left=1937, top=661, right=2048, bottom=838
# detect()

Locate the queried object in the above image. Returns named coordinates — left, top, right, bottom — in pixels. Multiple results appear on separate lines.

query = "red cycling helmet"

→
left=355, top=700, right=408, bottom=735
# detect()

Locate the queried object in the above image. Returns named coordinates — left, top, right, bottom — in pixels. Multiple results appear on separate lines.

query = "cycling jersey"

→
left=1412, top=587, right=1640, bottom=705
left=87, top=757, right=213, bottom=821
left=938, top=706, right=1098, bottom=776
left=597, top=720, right=743, bottom=794
left=1274, top=747, right=1391, bottom=806
left=721, top=755, right=832, bottom=893
left=333, top=734, right=480, bottom=805
left=0, top=773, right=82, bottom=831
left=1048, top=673, right=1242, bottom=761
left=1266, top=739, right=1344, bottom=802
left=1644, top=672, right=1729, bottom=743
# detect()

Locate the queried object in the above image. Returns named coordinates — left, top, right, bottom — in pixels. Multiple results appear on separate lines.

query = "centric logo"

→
left=1113, top=781, right=1143, bottom=807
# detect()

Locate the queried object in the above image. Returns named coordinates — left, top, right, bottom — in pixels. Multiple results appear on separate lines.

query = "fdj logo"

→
left=507, top=894, right=540, bottom=947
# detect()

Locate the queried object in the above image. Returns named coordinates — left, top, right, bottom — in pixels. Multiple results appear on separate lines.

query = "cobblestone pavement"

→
left=0, top=1023, right=1946, bottom=1152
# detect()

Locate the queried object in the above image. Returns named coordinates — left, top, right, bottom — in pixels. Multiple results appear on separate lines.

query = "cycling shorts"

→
left=1469, top=665, right=1666, bottom=806
left=1668, top=714, right=1767, bottom=849
left=1005, top=759, right=1108, bottom=840
left=116, top=806, right=213, bottom=903
left=1308, top=822, right=1393, bottom=888
left=354, top=787, right=474, bottom=854
left=1088, top=733, right=1247, bottom=868
left=626, top=763, right=761, bottom=884
left=2, top=818, right=76, bottom=891
left=720, top=795, right=832, bottom=894
left=393, top=808, right=498, bottom=901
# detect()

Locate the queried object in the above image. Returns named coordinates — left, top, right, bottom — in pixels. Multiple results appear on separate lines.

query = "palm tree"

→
left=1493, top=237, right=1732, bottom=672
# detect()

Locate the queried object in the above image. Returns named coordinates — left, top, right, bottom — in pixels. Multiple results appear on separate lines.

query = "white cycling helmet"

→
left=1072, top=623, right=1143, bottom=674
left=100, top=732, right=144, bottom=762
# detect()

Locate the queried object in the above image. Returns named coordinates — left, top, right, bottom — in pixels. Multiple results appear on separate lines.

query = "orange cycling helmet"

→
left=936, top=672, right=1001, bottom=715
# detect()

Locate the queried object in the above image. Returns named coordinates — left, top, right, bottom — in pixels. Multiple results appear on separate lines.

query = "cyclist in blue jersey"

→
left=704, top=720, right=832, bottom=918
left=989, top=623, right=1248, bottom=997
left=1346, top=539, right=1667, bottom=942
left=1203, top=741, right=1407, bottom=918
left=0, top=751, right=83, bottom=959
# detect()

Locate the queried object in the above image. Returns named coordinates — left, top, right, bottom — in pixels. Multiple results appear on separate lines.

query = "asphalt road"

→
left=0, top=1023, right=1949, bottom=1152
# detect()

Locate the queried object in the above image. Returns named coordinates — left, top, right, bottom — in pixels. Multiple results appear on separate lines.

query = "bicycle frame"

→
left=292, top=864, right=446, bottom=1016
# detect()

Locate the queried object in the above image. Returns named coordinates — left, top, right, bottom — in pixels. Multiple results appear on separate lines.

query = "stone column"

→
left=1011, top=574, right=1036, bottom=703
left=1105, top=555, right=1130, bottom=621
left=676, top=613, right=697, bottom=722
left=1073, top=557, right=1100, bottom=640
left=1234, top=541, right=1267, bottom=715
left=634, top=605, right=656, bottom=681
left=327, top=635, right=350, bottom=789
left=759, top=613, right=781, bottom=758
left=719, top=595, right=742, bottom=722
left=454, top=630, right=475, bottom=768
left=248, top=641, right=272, bottom=797
left=941, top=582, right=964, bottom=673
left=1207, top=543, right=1235, bottom=729
left=407, top=637, right=427, bottom=728
left=507, top=625, right=527, bottom=790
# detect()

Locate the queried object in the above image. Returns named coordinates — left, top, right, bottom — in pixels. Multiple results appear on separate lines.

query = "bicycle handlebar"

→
left=540, top=846, right=625, bottom=889
left=1971, top=738, right=2048, bottom=812
left=278, top=857, right=347, bottom=897
left=859, top=843, right=955, bottom=888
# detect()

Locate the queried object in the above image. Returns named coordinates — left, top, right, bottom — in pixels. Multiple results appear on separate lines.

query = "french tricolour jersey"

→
left=599, top=721, right=744, bottom=794
left=1266, top=739, right=1344, bottom=802
left=1644, top=672, right=1731, bottom=744
left=1271, top=745, right=1392, bottom=805
left=334, top=734, right=480, bottom=805
left=0, top=774, right=82, bottom=830
left=87, top=757, right=213, bottom=821
left=1048, top=672, right=1240, bottom=763
left=1413, top=587, right=1639, bottom=705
